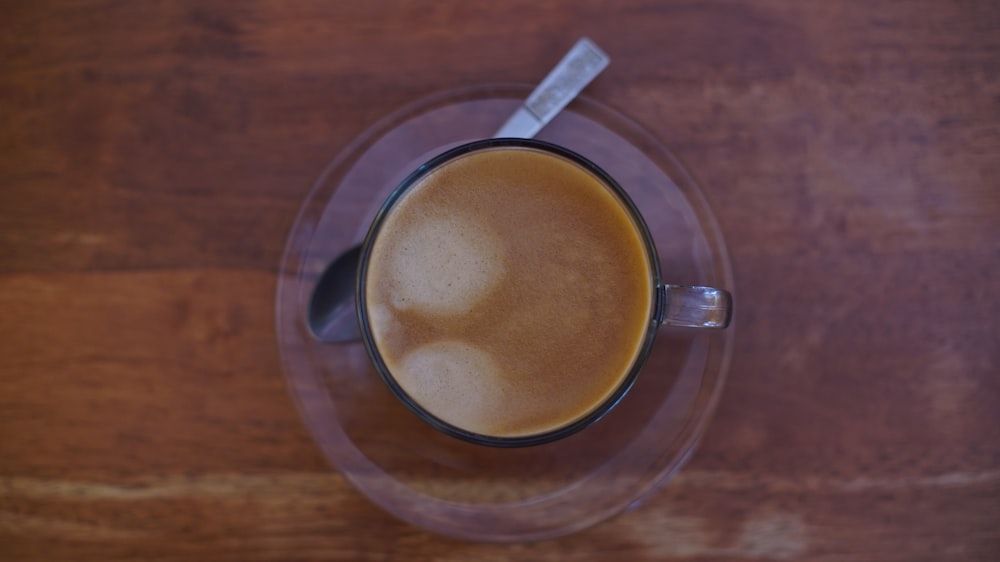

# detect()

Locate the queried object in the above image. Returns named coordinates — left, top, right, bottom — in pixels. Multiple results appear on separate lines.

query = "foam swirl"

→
left=386, top=215, right=505, bottom=316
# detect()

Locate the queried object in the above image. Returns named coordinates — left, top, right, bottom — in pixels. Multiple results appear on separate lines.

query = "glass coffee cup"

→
left=353, top=138, right=731, bottom=447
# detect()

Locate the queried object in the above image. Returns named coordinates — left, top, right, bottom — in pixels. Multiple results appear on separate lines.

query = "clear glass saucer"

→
left=276, top=84, right=735, bottom=541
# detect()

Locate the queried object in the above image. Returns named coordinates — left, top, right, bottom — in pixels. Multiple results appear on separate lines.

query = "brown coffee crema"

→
left=365, top=147, right=653, bottom=437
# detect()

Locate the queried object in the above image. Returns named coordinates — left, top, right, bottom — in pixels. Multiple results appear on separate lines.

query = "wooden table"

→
left=3, top=1, right=998, bottom=560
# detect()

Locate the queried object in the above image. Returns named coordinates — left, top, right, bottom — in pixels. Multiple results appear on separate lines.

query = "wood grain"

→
left=2, top=1, right=999, bottom=560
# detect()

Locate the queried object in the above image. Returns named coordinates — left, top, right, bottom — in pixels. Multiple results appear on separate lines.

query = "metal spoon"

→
left=308, top=37, right=610, bottom=343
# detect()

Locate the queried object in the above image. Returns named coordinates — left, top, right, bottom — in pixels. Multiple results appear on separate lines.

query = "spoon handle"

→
left=494, top=38, right=610, bottom=138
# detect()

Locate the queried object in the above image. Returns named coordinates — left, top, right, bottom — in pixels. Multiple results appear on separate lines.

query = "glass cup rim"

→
left=356, top=138, right=663, bottom=447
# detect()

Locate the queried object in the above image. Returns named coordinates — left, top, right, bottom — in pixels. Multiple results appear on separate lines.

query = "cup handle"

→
left=657, top=285, right=732, bottom=329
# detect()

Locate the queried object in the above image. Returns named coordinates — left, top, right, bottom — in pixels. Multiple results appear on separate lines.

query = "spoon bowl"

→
left=307, top=245, right=362, bottom=343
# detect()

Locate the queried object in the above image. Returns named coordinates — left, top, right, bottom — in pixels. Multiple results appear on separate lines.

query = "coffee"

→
left=363, top=146, right=654, bottom=438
